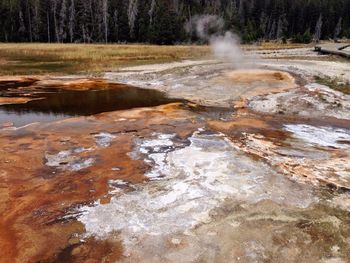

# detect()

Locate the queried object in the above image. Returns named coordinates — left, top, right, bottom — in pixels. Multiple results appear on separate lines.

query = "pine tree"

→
left=0, top=0, right=350, bottom=43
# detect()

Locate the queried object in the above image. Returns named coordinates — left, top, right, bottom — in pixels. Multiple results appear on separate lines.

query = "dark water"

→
left=0, top=85, right=182, bottom=127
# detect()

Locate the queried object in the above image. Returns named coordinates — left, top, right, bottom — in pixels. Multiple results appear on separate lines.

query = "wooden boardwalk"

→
left=315, top=43, right=350, bottom=58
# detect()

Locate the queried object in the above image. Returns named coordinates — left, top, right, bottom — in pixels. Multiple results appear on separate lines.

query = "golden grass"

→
left=243, top=42, right=312, bottom=51
left=0, top=42, right=314, bottom=76
left=0, top=43, right=210, bottom=76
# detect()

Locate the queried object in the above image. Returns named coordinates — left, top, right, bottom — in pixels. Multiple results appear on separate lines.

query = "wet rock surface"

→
left=77, top=130, right=322, bottom=262
left=248, top=83, right=350, bottom=120
left=1, top=54, right=350, bottom=262
left=0, top=103, right=202, bottom=262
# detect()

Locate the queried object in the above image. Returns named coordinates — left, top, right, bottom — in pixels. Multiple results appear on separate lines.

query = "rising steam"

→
left=186, top=15, right=246, bottom=68
left=210, top=32, right=244, bottom=67
left=188, top=15, right=225, bottom=40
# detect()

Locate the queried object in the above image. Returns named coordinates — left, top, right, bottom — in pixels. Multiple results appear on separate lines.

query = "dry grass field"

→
left=0, top=43, right=210, bottom=76
left=0, top=42, right=315, bottom=76
left=243, top=42, right=313, bottom=50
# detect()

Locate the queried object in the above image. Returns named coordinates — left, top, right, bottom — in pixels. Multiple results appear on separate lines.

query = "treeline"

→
left=0, top=0, right=350, bottom=44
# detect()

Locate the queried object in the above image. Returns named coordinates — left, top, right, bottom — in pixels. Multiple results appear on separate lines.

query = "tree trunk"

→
left=102, top=0, right=109, bottom=43
left=128, top=0, right=139, bottom=38
left=26, top=0, right=33, bottom=42
left=69, top=0, right=75, bottom=43
left=314, top=14, right=323, bottom=42
left=47, top=12, right=51, bottom=43
left=53, top=0, right=60, bottom=42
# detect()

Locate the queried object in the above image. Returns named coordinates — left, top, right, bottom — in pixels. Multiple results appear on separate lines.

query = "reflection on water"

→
left=0, top=85, right=182, bottom=127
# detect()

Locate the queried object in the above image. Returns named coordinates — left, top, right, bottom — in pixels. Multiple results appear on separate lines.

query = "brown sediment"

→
left=34, top=78, right=123, bottom=91
left=0, top=97, right=38, bottom=105
left=227, top=69, right=294, bottom=83
left=208, top=117, right=287, bottom=144
left=233, top=97, right=249, bottom=110
left=0, top=77, right=39, bottom=89
left=209, top=117, right=271, bottom=131
left=51, top=237, right=123, bottom=263
left=227, top=69, right=299, bottom=117
left=0, top=103, right=202, bottom=263
left=208, top=111, right=291, bottom=143
left=0, top=76, right=131, bottom=92
left=227, top=69, right=296, bottom=96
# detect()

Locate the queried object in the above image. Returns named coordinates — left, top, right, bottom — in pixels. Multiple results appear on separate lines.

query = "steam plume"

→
left=186, top=15, right=246, bottom=68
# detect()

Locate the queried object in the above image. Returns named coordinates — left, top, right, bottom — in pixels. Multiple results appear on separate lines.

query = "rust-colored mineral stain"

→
left=227, top=69, right=295, bottom=84
left=227, top=69, right=297, bottom=100
left=1, top=70, right=350, bottom=262
left=209, top=118, right=271, bottom=130
left=0, top=102, right=202, bottom=263
left=208, top=113, right=291, bottom=144
left=52, top=237, right=123, bottom=263
left=0, top=77, right=39, bottom=89
left=0, top=76, right=112, bottom=91
left=34, top=78, right=126, bottom=91
left=0, top=97, right=36, bottom=105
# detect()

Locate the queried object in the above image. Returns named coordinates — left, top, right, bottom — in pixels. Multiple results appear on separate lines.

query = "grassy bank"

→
left=0, top=43, right=210, bottom=76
